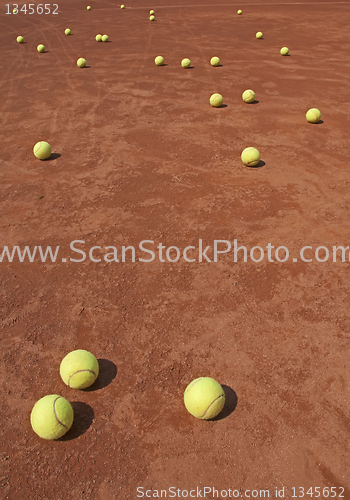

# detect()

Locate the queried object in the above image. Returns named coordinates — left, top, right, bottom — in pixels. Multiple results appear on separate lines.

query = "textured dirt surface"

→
left=1, top=0, right=350, bottom=499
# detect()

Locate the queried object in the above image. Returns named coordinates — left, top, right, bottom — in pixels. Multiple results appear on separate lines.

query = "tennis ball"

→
left=37, top=44, right=45, bottom=53
left=306, top=108, right=321, bottom=123
left=237, top=9, right=242, bottom=15
left=210, top=93, right=223, bottom=108
left=155, top=55, right=164, bottom=66
left=65, top=28, right=71, bottom=35
left=242, top=89, right=255, bottom=103
left=256, top=31, right=263, bottom=39
left=77, top=57, right=87, bottom=68
left=16, top=36, right=24, bottom=43
left=181, top=58, right=191, bottom=68
left=210, top=56, right=220, bottom=66
left=241, top=147, right=260, bottom=166
left=121, top=4, right=125, bottom=8
left=150, top=9, right=154, bottom=15
left=87, top=5, right=91, bottom=10
left=30, top=395, right=74, bottom=440
left=184, top=377, right=225, bottom=419
left=102, top=34, right=109, bottom=42
left=13, top=8, right=17, bottom=13
left=60, top=349, right=99, bottom=389
left=280, top=46, right=289, bottom=56
left=33, top=141, right=51, bottom=160
left=96, top=34, right=102, bottom=42
left=150, top=15, right=155, bottom=20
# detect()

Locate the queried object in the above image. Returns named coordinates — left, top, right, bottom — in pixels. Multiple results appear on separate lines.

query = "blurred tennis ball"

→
left=241, top=147, right=260, bottom=166
left=210, top=56, right=220, bottom=66
left=33, top=141, right=51, bottom=160
left=77, top=57, right=87, bottom=68
left=242, top=89, right=255, bottom=103
left=306, top=108, right=321, bottom=123
left=210, top=93, right=223, bottom=107
left=155, top=55, right=164, bottom=66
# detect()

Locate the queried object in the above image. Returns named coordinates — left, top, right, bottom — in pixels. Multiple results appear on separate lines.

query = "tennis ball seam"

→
left=68, top=369, right=97, bottom=387
left=53, top=396, right=68, bottom=429
left=246, top=158, right=259, bottom=166
left=201, top=394, right=225, bottom=419
left=34, top=142, right=43, bottom=153
left=185, top=377, right=203, bottom=393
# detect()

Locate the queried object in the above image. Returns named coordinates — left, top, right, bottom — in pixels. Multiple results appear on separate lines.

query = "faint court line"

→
left=130, top=1, right=350, bottom=8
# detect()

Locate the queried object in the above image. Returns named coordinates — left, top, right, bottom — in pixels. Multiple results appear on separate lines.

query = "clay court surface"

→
left=1, top=0, right=350, bottom=498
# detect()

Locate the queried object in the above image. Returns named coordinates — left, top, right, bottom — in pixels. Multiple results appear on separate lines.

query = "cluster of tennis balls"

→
left=30, top=349, right=99, bottom=440
left=68, top=7, right=113, bottom=68
left=150, top=9, right=155, bottom=20
left=30, top=349, right=226, bottom=440
left=154, top=53, right=321, bottom=166
left=76, top=32, right=110, bottom=68
left=254, top=30, right=289, bottom=55
left=155, top=55, right=221, bottom=68
left=237, top=9, right=287, bottom=54
left=95, top=34, right=109, bottom=42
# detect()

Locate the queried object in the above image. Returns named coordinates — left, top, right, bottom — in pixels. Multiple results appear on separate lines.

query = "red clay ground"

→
left=1, top=0, right=350, bottom=498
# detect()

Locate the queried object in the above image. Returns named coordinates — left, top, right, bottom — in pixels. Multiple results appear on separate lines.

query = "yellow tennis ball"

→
left=210, top=93, right=223, bottom=108
left=30, top=395, right=74, bottom=440
left=237, top=9, right=242, bottom=15
left=210, top=56, right=220, bottom=66
left=256, top=31, right=263, bottom=39
left=102, top=34, right=109, bottom=42
left=96, top=34, right=102, bottom=42
left=60, top=349, right=99, bottom=389
left=13, top=8, right=17, bottom=13
left=77, top=57, right=87, bottom=68
left=16, top=36, right=24, bottom=43
left=37, top=44, right=45, bottom=53
left=121, top=4, right=125, bottom=8
left=242, top=89, right=255, bottom=103
left=150, top=9, right=154, bottom=15
left=306, top=108, right=321, bottom=123
left=280, top=46, right=289, bottom=56
left=33, top=141, right=51, bottom=160
left=184, top=377, right=225, bottom=419
left=181, top=58, right=191, bottom=68
left=241, top=147, right=260, bottom=166
left=150, top=15, right=155, bottom=20
left=155, top=55, right=164, bottom=66
left=87, top=5, right=91, bottom=10
left=65, top=28, right=71, bottom=35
